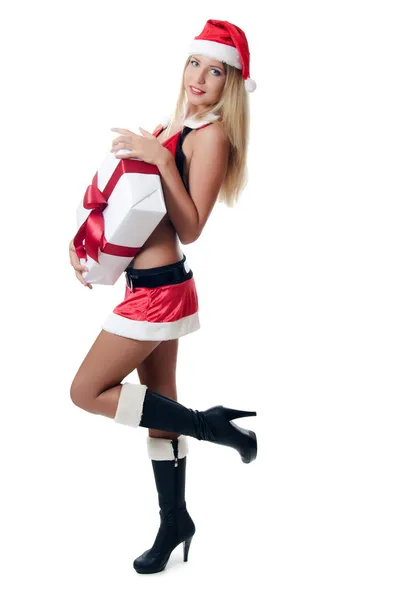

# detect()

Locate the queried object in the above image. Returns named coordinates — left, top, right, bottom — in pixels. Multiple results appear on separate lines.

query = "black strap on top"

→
left=175, top=126, right=193, bottom=193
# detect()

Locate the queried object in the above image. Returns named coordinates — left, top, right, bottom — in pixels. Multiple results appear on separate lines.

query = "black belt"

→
left=124, top=263, right=193, bottom=291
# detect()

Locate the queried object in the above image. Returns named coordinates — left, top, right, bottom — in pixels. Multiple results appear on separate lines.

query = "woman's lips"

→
left=189, top=86, right=205, bottom=95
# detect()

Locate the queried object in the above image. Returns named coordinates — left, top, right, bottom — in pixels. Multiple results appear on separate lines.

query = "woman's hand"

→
left=69, top=239, right=92, bottom=289
left=110, top=127, right=169, bottom=165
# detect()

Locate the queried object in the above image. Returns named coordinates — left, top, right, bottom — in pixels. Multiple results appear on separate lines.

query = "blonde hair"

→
left=163, top=56, right=250, bottom=208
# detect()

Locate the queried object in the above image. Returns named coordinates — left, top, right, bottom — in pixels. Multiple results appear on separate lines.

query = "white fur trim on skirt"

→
left=102, top=310, right=200, bottom=341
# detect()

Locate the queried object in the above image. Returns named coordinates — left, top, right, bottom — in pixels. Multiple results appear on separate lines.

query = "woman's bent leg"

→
left=113, top=383, right=258, bottom=463
left=70, top=330, right=257, bottom=463
left=70, top=329, right=161, bottom=418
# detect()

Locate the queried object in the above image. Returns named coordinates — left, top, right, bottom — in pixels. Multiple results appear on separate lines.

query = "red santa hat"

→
left=187, top=19, right=256, bottom=93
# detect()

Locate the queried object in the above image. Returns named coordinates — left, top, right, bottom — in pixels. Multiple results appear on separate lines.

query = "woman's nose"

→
left=196, top=71, right=206, bottom=84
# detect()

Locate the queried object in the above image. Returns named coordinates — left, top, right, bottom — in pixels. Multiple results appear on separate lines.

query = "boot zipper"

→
left=172, top=439, right=179, bottom=540
left=171, top=438, right=179, bottom=468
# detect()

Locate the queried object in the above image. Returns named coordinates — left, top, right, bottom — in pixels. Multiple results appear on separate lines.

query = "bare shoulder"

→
left=193, top=121, right=229, bottom=144
left=188, top=121, right=230, bottom=187
left=190, top=122, right=230, bottom=162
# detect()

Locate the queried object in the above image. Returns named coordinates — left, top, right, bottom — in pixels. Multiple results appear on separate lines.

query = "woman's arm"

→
left=157, top=123, right=229, bottom=244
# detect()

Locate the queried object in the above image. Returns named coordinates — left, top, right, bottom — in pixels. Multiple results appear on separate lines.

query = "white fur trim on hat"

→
left=188, top=39, right=242, bottom=70
left=147, top=435, right=189, bottom=460
left=113, top=382, right=147, bottom=427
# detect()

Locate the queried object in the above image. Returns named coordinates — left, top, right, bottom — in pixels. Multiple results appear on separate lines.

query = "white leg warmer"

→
left=147, top=435, right=189, bottom=460
left=114, top=382, right=148, bottom=427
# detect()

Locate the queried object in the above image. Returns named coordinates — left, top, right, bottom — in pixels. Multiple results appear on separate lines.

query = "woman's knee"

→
left=69, top=379, right=97, bottom=411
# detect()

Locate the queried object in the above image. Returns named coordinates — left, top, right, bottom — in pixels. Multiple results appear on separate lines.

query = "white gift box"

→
left=74, top=152, right=166, bottom=285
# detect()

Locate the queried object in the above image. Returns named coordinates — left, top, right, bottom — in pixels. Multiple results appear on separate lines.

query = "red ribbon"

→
left=73, top=158, right=160, bottom=263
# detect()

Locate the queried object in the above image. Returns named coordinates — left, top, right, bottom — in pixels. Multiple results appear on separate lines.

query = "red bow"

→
left=73, top=159, right=160, bottom=263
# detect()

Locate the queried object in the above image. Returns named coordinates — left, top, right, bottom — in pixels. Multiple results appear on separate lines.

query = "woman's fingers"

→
left=112, top=139, right=132, bottom=153
left=75, top=263, right=87, bottom=273
left=69, top=249, right=82, bottom=270
left=69, top=246, right=92, bottom=288
left=111, top=133, right=137, bottom=153
left=111, top=134, right=129, bottom=145
left=111, top=127, right=133, bottom=135
left=74, top=268, right=92, bottom=289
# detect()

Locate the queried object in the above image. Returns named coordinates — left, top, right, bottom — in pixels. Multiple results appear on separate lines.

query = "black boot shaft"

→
left=133, top=437, right=195, bottom=574
left=140, top=389, right=258, bottom=463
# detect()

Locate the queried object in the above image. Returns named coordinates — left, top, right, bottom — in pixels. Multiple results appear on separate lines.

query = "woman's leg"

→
left=134, top=339, right=194, bottom=574
left=70, top=329, right=257, bottom=463
left=69, top=329, right=161, bottom=416
left=137, top=339, right=180, bottom=441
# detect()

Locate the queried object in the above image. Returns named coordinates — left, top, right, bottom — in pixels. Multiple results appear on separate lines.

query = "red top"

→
left=153, top=123, right=212, bottom=158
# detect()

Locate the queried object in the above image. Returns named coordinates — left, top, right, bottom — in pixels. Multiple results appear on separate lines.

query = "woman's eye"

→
left=190, top=60, right=221, bottom=76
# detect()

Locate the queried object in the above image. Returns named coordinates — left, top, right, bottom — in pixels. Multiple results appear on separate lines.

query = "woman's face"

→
left=184, top=54, right=226, bottom=108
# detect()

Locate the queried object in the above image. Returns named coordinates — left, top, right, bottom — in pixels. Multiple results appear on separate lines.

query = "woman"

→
left=68, top=19, right=257, bottom=574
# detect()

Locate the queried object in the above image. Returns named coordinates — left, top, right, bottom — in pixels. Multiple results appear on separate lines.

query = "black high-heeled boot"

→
left=133, top=435, right=195, bottom=574
left=114, top=383, right=257, bottom=463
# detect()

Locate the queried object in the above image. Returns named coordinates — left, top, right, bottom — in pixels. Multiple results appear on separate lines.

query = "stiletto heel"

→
left=190, top=405, right=258, bottom=463
left=183, top=535, right=193, bottom=562
left=223, top=408, right=257, bottom=420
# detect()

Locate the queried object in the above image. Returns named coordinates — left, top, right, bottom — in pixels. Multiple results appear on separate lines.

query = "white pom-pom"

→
left=244, top=78, right=257, bottom=93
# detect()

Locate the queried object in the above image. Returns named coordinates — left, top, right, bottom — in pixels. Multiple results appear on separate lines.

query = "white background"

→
left=1, top=1, right=396, bottom=598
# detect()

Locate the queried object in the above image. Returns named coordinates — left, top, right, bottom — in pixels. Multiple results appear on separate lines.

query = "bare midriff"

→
left=130, top=121, right=194, bottom=269
left=131, top=215, right=184, bottom=269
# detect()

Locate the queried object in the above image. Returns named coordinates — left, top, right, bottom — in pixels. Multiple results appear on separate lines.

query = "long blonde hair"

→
left=163, top=56, right=250, bottom=208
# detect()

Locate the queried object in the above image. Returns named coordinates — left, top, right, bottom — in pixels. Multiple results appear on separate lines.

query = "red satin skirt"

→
left=101, top=255, right=200, bottom=341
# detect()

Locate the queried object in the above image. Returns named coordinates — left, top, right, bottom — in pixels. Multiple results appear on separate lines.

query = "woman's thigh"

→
left=70, top=329, right=161, bottom=401
left=137, top=338, right=179, bottom=439
left=137, top=338, right=179, bottom=399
